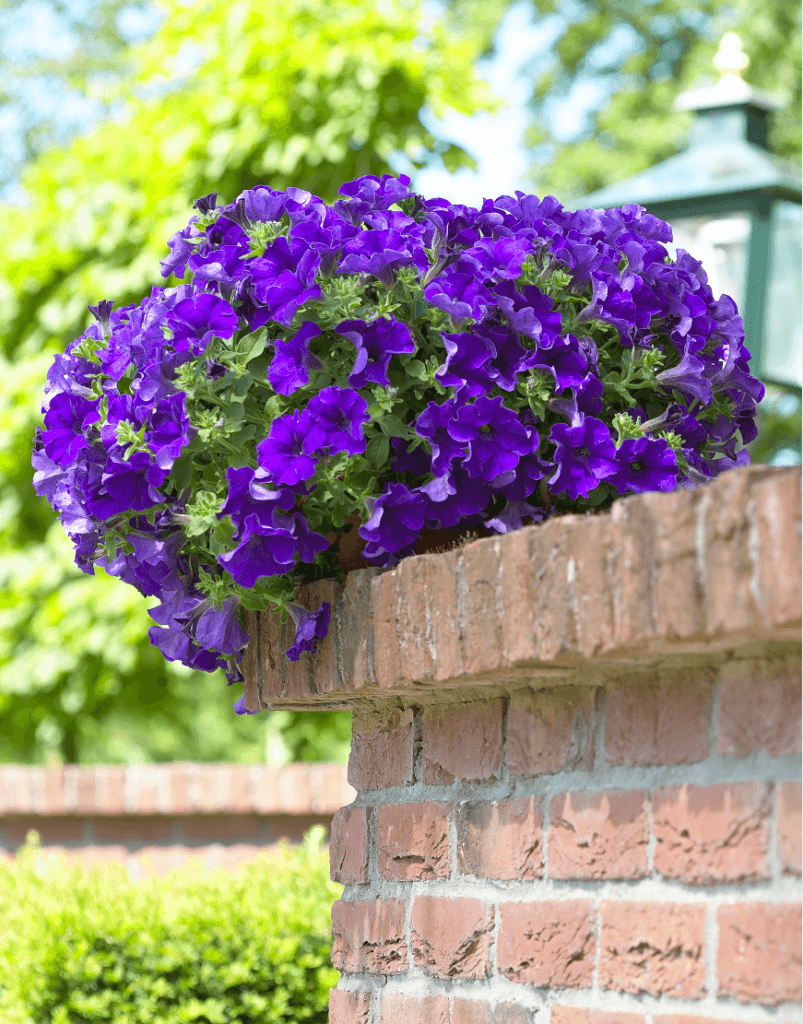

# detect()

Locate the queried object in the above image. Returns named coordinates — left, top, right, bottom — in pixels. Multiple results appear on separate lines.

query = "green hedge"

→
left=0, top=829, right=340, bottom=1023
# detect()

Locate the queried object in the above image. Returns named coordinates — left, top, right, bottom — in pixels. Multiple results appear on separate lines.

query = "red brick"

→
left=309, top=762, right=355, bottom=813
left=329, top=806, right=369, bottom=885
left=569, top=514, right=617, bottom=657
left=654, top=1018, right=763, bottom=1024
left=380, top=993, right=449, bottom=1024
left=375, top=801, right=452, bottom=881
left=349, top=707, right=414, bottom=791
left=452, top=998, right=537, bottom=1024
left=94, top=766, right=125, bottom=815
left=640, top=488, right=705, bottom=641
left=371, top=570, right=404, bottom=689
left=698, top=468, right=764, bottom=634
left=653, top=783, right=771, bottom=884
left=409, top=896, right=493, bottom=979
left=337, top=568, right=383, bottom=691
left=305, top=578, right=343, bottom=695
left=608, top=495, right=657, bottom=648
left=527, top=517, right=582, bottom=660
left=329, top=988, right=370, bottom=1024
left=455, top=796, right=543, bottom=880
left=331, top=899, right=407, bottom=975
left=497, top=900, right=595, bottom=988
left=62, top=767, right=96, bottom=813
left=508, top=687, right=594, bottom=777
left=549, top=789, right=649, bottom=880
left=777, top=781, right=802, bottom=876
left=240, top=610, right=261, bottom=710
left=605, top=672, right=711, bottom=766
left=423, top=549, right=464, bottom=683
left=459, top=536, right=503, bottom=675
left=420, top=700, right=503, bottom=785
left=258, top=601, right=286, bottom=702
left=277, top=764, right=313, bottom=814
left=717, top=658, right=801, bottom=757
left=752, top=470, right=802, bottom=627
left=499, top=526, right=538, bottom=665
left=717, top=902, right=802, bottom=1005
left=394, top=555, right=438, bottom=684
left=43, top=767, right=65, bottom=813
left=552, top=1011, right=644, bottom=1024
left=598, top=901, right=706, bottom=998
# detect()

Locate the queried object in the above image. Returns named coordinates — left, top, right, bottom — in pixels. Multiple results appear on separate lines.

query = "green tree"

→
left=0, top=0, right=492, bottom=764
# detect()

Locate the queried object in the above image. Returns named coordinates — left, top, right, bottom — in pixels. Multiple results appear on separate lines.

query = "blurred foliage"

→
left=445, top=0, right=800, bottom=198
left=0, top=0, right=492, bottom=764
left=0, top=828, right=339, bottom=1023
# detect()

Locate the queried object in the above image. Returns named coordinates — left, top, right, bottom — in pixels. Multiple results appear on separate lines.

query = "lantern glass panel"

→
left=668, top=213, right=751, bottom=313
left=763, top=201, right=802, bottom=388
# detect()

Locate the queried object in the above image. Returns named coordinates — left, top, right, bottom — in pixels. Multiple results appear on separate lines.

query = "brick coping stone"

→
left=243, top=465, right=801, bottom=711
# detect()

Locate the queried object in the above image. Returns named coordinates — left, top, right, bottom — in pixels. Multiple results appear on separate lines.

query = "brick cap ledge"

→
left=0, top=762, right=353, bottom=816
left=243, top=465, right=801, bottom=710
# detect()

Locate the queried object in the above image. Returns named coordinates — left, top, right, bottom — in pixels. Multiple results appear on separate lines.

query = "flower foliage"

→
left=33, top=176, right=764, bottom=710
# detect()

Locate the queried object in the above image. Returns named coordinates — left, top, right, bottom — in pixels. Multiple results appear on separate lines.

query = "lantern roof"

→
left=578, top=36, right=802, bottom=210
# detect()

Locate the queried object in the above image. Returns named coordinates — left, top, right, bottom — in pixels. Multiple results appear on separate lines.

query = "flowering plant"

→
left=33, top=175, right=763, bottom=712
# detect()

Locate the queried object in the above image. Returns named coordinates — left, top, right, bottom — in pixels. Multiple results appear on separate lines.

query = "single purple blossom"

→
left=415, top=398, right=468, bottom=475
left=423, top=272, right=493, bottom=322
left=548, top=417, right=618, bottom=500
left=285, top=601, right=331, bottom=661
left=435, top=331, right=495, bottom=397
left=304, top=386, right=369, bottom=457
left=268, top=321, right=323, bottom=395
left=336, top=316, right=415, bottom=388
left=41, top=393, right=100, bottom=466
left=337, top=229, right=417, bottom=286
left=194, top=596, right=249, bottom=654
left=256, top=410, right=319, bottom=486
left=218, top=515, right=297, bottom=587
left=608, top=436, right=678, bottom=495
left=359, top=482, right=425, bottom=558
left=449, top=397, right=533, bottom=481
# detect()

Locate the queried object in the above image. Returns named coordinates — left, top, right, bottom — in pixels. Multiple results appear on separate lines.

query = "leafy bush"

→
left=0, top=829, right=340, bottom=1024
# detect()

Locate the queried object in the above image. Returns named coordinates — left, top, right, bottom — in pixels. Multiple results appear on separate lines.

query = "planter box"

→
left=243, top=465, right=802, bottom=1024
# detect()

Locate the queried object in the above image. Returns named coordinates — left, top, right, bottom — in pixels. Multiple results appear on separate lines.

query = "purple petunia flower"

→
left=285, top=600, right=331, bottom=661
left=41, top=393, right=100, bottom=466
left=359, top=482, right=425, bottom=559
left=194, top=596, right=249, bottom=654
left=336, top=317, right=415, bottom=388
left=449, top=396, right=533, bottom=481
left=423, top=272, right=493, bottom=322
left=337, top=229, right=417, bottom=287
left=548, top=416, right=618, bottom=500
left=304, top=386, right=369, bottom=457
left=218, top=465, right=295, bottom=538
left=217, top=514, right=297, bottom=588
left=268, top=321, right=323, bottom=395
left=256, top=410, right=319, bottom=486
left=608, top=436, right=678, bottom=495
left=415, top=398, right=468, bottom=476
left=436, top=331, right=495, bottom=397
left=167, top=293, right=239, bottom=354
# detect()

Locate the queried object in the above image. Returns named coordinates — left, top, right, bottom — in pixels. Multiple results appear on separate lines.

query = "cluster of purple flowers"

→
left=33, top=174, right=763, bottom=712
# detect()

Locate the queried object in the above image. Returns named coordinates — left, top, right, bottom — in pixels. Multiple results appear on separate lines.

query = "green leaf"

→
left=365, top=434, right=390, bottom=469
left=378, top=414, right=408, bottom=438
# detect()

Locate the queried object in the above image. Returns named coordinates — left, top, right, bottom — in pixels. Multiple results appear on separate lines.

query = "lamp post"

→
left=579, top=34, right=802, bottom=391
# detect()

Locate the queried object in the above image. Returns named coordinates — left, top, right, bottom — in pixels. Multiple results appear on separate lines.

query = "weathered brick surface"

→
left=507, top=687, right=594, bottom=777
left=349, top=707, right=414, bottom=791
left=717, top=658, right=802, bottom=757
left=752, top=470, right=803, bottom=627
left=652, top=783, right=771, bottom=884
left=605, top=673, right=711, bottom=766
left=497, top=900, right=595, bottom=988
left=717, top=903, right=802, bottom=1005
left=455, top=796, right=543, bottom=880
left=371, top=569, right=404, bottom=689
left=330, top=806, right=369, bottom=886
left=336, top=568, right=382, bottom=692
left=329, top=989, right=371, bottom=1024
left=380, top=993, right=449, bottom=1024
left=548, top=789, right=649, bottom=880
left=419, top=700, right=503, bottom=784
left=653, top=1018, right=762, bottom=1024
left=331, top=899, right=407, bottom=976
left=410, top=896, right=494, bottom=979
left=452, top=998, right=537, bottom=1024
left=552, top=1010, right=644, bottom=1024
left=598, top=901, right=707, bottom=998
left=460, top=536, right=503, bottom=675
left=777, top=781, right=802, bottom=876
left=375, top=801, right=452, bottom=881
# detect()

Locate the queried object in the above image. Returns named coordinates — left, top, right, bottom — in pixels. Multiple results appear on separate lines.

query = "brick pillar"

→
left=244, top=466, right=803, bottom=1024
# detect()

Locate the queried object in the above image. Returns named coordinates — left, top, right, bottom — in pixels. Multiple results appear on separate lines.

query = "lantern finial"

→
left=714, top=33, right=749, bottom=80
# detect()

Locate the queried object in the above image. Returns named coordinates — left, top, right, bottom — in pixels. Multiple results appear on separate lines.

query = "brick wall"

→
left=244, top=465, right=802, bottom=1024
left=0, top=762, right=353, bottom=875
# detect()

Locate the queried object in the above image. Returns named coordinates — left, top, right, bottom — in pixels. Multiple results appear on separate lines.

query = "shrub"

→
left=0, top=829, right=339, bottom=1024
